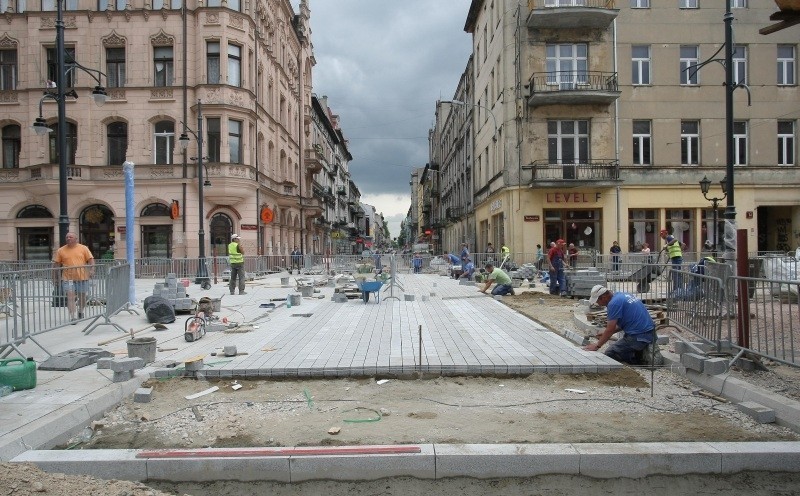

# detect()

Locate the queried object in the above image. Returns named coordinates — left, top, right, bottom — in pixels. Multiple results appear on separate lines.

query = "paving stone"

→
left=39, top=348, right=115, bottom=371
left=134, top=387, right=153, bottom=403
left=108, top=357, right=145, bottom=372
left=703, top=357, right=729, bottom=376
left=681, top=353, right=705, bottom=372
left=112, top=370, right=134, bottom=382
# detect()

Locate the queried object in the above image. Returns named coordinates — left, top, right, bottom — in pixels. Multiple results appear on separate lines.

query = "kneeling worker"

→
left=583, top=285, right=654, bottom=364
left=479, top=263, right=514, bottom=296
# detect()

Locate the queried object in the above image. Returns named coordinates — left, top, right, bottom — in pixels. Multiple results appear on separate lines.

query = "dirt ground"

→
left=4, top=291, right=800, bottom=495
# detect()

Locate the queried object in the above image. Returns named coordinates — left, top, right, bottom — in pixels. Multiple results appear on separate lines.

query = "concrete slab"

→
left=145, top=450, right=291, bottom=482
left=12, top=449, right=146, bottom=481
left=575, top=442, right=722, bottom=478
left=289, top=444, right=436, bottom=482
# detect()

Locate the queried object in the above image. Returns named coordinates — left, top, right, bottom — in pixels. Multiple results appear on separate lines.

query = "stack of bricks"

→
left=97, top=357, right=145, bottom=382
left=152, top=273, right=194, bottom=312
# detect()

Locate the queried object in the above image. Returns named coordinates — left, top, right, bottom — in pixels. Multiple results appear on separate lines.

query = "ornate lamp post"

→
left=699, top=175, right=727, bottom=257
left=178, top=100, right=212, bottom=290
left=32, top=0, right=107, bottom=246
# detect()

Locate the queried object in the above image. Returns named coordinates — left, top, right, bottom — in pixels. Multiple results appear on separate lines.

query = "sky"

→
left=295, top=0, right=474, bottom=240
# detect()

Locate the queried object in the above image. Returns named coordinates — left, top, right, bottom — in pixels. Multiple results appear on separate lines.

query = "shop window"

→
left=666, top=209, right=694, bottom=251
left=79, top=204, right=115, bottom=260
left=628, top=209, right=657, bottom=253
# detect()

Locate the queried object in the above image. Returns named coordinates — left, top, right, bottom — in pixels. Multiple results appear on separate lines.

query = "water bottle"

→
left=0, top=384, right=13, bottom=397
left=287, top=295, right=292, bottom=309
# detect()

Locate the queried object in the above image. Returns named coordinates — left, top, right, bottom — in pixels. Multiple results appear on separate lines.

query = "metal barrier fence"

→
left=0, top=263, right=132, bottom=358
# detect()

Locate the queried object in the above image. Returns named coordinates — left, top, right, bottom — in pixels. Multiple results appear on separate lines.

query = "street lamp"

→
left=178, top=99, right=211, bottom=290
left=31, top=0, right=108, bottom=246
left=699, top=175, right=727, bottom=257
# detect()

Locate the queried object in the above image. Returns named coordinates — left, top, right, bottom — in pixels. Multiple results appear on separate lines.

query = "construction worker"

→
left=228, top=234, right=246, bottom=295
left=660, top=229, right=683, bottom=290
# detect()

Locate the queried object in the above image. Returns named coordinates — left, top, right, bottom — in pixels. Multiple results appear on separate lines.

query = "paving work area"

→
left=2, top=271, right=800, bottom=493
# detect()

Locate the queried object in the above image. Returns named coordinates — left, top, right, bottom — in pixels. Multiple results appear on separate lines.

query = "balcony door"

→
left=546, top=43, right=588, bottom=89
left=548, top=120, right=589, bottom=179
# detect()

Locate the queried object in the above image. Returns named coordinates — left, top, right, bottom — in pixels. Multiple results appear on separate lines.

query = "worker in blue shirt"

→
left=583, top=285, right=655, bottom=365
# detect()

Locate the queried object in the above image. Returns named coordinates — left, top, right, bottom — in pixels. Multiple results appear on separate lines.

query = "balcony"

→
left=305, top=145, right=325, bottom=174
left=527, top=72, right=620, bottom=108
left=422, top=201, right=432, bottom=213
left=336, top=187, right=346, bottom=196
left=527, top=159, right=621, bottom=187
left=446, top=206, right=464, bottom=220
left=527, top=0, right=618, bottom=30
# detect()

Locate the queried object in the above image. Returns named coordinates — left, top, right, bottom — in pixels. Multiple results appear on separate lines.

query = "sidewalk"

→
left=1, top=271, right=618, bottom=460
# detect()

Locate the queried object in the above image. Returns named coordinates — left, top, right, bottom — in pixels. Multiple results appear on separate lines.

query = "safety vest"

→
left=501, top=245, right=510, bottom=254
left=666, top=238, right=683, bottom=259
left=228, top=242, right=244, bottom=264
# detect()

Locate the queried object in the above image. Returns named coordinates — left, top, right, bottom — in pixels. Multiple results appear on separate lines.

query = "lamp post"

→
left=178, top=100, right=211, bottom=290
left=31, top=0, right=107, bottom=246
left=699, top=175, right=727, bottom=257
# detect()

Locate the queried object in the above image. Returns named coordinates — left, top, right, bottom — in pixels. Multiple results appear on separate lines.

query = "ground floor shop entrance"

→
left=543, top=209, right=601, bottom=252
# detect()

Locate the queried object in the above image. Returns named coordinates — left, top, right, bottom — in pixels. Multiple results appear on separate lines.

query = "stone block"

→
left=563, top=329, right=589, bottom=346
left=108, top=357, right=145, bottom=372
left=134, top=387, right=153, bottom=403
left=223, top=346, right=237, bottom=357
left=656, top=335, right=670, bottom=345
left=404, top=294, right=415, bottom=301
left=734, top=357, right=757, bottom=372
left=185, top=359, right=204, bottom=371
left=703, top=357, right=729, bottom=376
left=96, top=357, right=112, bottom=369
left=737, top=401, right=776, bottom=423
left=112, top=370, right=134, bottom=382
left=681, top=353, right=705, bottom=372
left=674, top=341, right=706, bottom=355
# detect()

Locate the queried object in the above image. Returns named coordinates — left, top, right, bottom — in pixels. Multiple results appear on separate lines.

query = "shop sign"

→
left=545, top=192, right=601, bottom=203
left=523, top=215, right=540, bottom=222
left=117, top=226, right=126, bottom=233
left=241, top=224, right=258, bottom=231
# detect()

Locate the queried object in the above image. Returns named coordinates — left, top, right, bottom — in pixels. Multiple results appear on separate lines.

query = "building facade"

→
left=0, top=0, right=364, bottom=261
left=425, top=0, right=799, bottom=258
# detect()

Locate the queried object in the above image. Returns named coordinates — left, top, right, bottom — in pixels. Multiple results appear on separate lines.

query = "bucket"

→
left=0, top=357, right=37, bottom=391
left=289, top=294, right=302, bottom=307
left=299, top=286, right=314, bottom=297
left=127, top=337, right=157, bottom=364
left=210, top=298, right=222, bottom=312
left=280, top=277, right=290, bottom=286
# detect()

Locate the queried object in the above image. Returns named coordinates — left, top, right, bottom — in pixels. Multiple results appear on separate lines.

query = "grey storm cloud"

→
left=303, top=0, right=473, bottom=197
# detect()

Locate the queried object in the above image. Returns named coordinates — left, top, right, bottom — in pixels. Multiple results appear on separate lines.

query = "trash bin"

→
left=127, top=337, right=157, bottom=364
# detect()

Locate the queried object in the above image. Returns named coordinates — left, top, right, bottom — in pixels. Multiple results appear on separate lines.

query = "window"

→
left=206, top=0, right=219, bottom=5
left=228, top=0, right=239, bottom=11
left=545, top=43, right=588, bottom=88
left=548, top=120, right=589, bottom=179
left=227, top=44, right=241, bottom=87
left=778, top=45, right=796, bottom=86
left=733, top=45, right=747, bottom=85
left=106, top=47, right=125, bottom=88
left=731, top=0, right=746, bottom=7
left=42, top=0, right=75, bottom=9
left=228, top=120, right=242, bottom=164
left=153, top=121, right=174, bottom=165
left=107, top=122, right=127, bottom=165
left=98, top=0, right=125, bottom=9
left=47, top=47, right=75, bottom=87
left=632, top=120, right=652, bottom=165
left=778, top=121, right=795, bottom=166
left=680, top=120, right=699, bottom=165
left=153, top=46, right=173, bottom=87
left=48, top=122, right=77, bottom=165
left=206, top=118, right=221, bottom=162
left=680, top=46, right=699, bottom=85
left=0, top=49, right=15, bottom=90
left=152, top=0, right=180, bottom=8
left=1, top=124, right=20, bottom=169
left=630, top=0, right=650, bottom=7
left=680, top=0, right=698, bottom=8
left=207, top=42, right=220, bottom=84
left=732, top=121, right=747, bottom=165
left=631, top=45, right=650, bottom=85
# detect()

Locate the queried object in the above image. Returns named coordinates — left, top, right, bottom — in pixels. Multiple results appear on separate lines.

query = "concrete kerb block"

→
left=134, top=387, right=153, bottom=403
left=96, top=357, right=112, bottom=369
left=435, top=443, right=580, bottom=479
left=404, top=294, right=415, bottom=301
left=673, top=341, right=708, bottom=355
left=703, top=357, right=729, bottom=376
left=112, top=370, right=134, bottom=383
left=575, top=442, right=721, bottom=478
left=12, top=449, right=147, bottom=482
left=681, top=353, right=706, bottom=372
left=737, top=401, right=776, bottom=424
left=144, top=448, right=292, bottom=482
left=290, top=444, right=436, bottom=482
left=709, top=441, right=800, bottom=473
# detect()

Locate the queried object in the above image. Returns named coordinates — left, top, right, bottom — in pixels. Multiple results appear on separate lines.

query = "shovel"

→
left=97, top=322, right=168, bottom=346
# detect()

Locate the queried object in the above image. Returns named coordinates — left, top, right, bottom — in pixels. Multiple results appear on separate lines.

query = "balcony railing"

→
left=528, top=160, right=620, bottom=183
left=527, top=0, right=617, bottom=29
left=446, top=206, right=464, bottom=220
left=528, top=72, right=620, bottom=108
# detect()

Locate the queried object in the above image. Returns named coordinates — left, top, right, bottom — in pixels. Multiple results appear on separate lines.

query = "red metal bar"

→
left=736, top=229, right=750, bottom=349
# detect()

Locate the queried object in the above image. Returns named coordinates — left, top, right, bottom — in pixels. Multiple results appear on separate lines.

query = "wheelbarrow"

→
left=356, top=280, right=383, bottom=304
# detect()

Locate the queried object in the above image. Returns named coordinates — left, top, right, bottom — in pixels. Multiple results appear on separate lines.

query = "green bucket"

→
left=0, top=357, right=37, bottom=391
